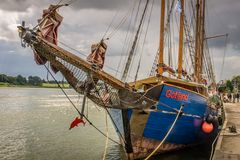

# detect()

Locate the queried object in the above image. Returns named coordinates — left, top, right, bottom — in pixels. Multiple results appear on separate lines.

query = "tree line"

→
left=0, top=73, right=66, bottom=86
left=218, top=75, right=240, bottom=93
left=1, top=73, right=239, bottom=90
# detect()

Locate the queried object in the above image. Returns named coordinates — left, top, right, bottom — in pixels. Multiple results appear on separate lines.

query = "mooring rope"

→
left=144, top=105, right=183, bottom=160
left=102, top=110, right=109, bottom=160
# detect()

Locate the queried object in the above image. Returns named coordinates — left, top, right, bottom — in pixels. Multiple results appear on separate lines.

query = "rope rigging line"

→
left=121, top=0, right=150, bottom=82
left=102, top=9, right=120, bottom=40
left=116, top=0, right=142, bottom=78
left=102, top=112, right=109, bottom=160
left=44, top=34, right=133, bottom=80
left=134, top=0, right=155, bottom=82
left=144, top=104, right=183, bottom=160
left=106, top=1, right=137, bottom=40
left=119, top=0, right=143, bottom=79
left=89, top=74, right=126, bottom=144
left=66, top=0, right=78, bottom=6
left=42, top=63, right=121, bottom=145
left=220, top=34, right=229, bottom=80
left=128, top=1, right=150, bottom=81
left=115, top=1, right=137, bottom=77
left=102, top=110, right=109, bottom=160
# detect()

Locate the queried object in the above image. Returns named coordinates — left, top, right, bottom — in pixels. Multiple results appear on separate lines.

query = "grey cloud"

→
left=0, top=0, right=129, bottom=12
left=70, top=0, right=129, bottom=10
left=0, top=0, right=53, bottom=12
left=206, top=0, right=240, bottom=49
left=0, top=40, right=46, bottom=77
left=1, top=0, right=240, bottom=81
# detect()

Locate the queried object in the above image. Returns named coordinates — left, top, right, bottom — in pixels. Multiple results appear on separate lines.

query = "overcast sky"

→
left=0, top=0, right=239, bottom=82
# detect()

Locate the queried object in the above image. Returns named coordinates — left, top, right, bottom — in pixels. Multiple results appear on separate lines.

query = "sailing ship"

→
left=18, top=0, right=224, bottom=159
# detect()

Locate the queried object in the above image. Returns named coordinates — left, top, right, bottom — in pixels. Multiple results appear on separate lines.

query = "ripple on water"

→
left=0, top=88, right=210, bottom=160
left=0, top=88, right=125, bottom=160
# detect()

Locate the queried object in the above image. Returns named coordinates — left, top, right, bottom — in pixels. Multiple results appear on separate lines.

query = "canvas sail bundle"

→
left=87, top=40, right=107, bottom=69
left=38, top=5, right=63, bottom=45
left=34, top=5, right=63, bottom=73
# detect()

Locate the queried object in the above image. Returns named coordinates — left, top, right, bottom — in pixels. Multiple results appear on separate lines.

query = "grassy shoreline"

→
left=0, top=82, right=70, bottom=89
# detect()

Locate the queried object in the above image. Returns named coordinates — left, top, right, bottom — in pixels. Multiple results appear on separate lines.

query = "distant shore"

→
left=0, top=82, right=70, bottom=89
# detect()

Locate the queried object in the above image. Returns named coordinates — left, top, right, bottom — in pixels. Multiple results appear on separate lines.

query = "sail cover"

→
left=34, top=5, right=63, bottom=66
left=87, top=40, right=107, bottom=69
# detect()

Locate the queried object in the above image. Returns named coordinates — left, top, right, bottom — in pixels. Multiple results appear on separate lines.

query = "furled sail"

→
left=38, top=5, right=63, bottom=45
left=34, top=5, right=63, bottom=73
left=87, top=40, right=107, bottom=69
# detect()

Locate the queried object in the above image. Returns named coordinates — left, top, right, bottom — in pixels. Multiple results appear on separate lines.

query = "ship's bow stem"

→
left=122, top=109, right=134, bottom=160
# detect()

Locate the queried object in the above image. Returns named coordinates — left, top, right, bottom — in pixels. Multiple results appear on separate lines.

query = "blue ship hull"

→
left=110, top=83, right=219, bottom=159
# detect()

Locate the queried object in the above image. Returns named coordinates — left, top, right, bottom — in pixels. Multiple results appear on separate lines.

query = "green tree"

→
left=232, top=75, right=240, bottom=91
left=16, top=75, right=27, bottom=85
left=28, top=76, right=42, bottom=86
left=7, top=76, right=17, bottom=84
left=226, top=80, right=233, bottom=92
left=0, top=74, right=8, bottom=82
left=218, top=86, right=226, bottom=93
left=42, top=79, right=46, bottom=83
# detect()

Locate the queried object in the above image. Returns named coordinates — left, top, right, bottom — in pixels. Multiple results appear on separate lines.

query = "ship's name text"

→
left=165, top=90, right=189, bottom=101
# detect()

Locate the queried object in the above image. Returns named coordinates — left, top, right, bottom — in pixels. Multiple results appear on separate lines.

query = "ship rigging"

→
left=17, top=0, right=225, bottom=159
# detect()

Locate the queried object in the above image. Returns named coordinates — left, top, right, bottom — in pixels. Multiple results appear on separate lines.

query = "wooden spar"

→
left=205, top=34, right=228, bottom=40
left=198, top=0, right=203, bottom=81
left=177, top=0, right=184, bottom=79
left=199, top=0, right=205, bottom=81
left=38, top=38, right=127, bottom=90
left=194, top=0, right=200, bottom=82
left=158, top=0, right=165, bottom=75
left=185, top=34, right=228, bottom=43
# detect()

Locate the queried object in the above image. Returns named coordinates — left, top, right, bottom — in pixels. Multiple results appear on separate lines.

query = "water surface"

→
left=0, top=88, right=210, bottom=160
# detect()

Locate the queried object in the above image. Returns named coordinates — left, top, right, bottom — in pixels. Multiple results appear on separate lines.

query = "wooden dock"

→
left=213, top=103, right=240, bottom=160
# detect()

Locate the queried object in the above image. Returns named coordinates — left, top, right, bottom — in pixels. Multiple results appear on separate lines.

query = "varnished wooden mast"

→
left=158, top=0, right=165, bottom=75
left=194, top=0, right=200, bottom=82
left=199, top=0, right=205, bottom=81
left=194, top=0, right=205, bottom=82
left=177, top=0, right=184, bottom=79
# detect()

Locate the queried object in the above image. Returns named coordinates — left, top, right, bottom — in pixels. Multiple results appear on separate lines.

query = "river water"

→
left=0, top=88, right=211, bottom=160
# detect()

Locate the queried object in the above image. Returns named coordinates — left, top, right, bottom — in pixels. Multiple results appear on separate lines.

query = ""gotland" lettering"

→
left=165, top=90, right=189, bottom=101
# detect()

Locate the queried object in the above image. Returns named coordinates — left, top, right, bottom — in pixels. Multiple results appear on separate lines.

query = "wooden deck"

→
left=213, top=103, right=240, bottom=160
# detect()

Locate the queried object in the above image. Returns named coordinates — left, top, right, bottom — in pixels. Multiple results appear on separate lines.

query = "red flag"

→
left=69, top=117, right=85, bottom=130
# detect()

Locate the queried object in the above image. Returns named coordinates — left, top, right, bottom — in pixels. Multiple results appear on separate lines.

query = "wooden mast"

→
left=194, top=0, right=200, bottom=82
left=177, top=0, right=184, bottom=79
left=158, top=0, right=165, bottom=75
left=199, top=0, right=205, bottom=82
left=194, top=0, right=205, bottom=82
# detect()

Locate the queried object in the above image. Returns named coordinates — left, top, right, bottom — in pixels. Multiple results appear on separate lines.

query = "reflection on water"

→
left=0, top=88, right=210, bottom=160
